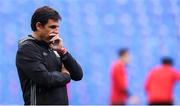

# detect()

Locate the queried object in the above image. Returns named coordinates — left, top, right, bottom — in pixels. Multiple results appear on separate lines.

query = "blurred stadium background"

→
left=0, top=0, right=180, bottom=105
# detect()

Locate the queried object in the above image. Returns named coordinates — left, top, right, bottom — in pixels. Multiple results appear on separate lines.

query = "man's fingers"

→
left=50, top=36, right=59, bottom=43
left=49, top=33, right=57, bottom=37
left=62, top=71, right=70, bottom=75
left=49, top=44, right=53, bottom=48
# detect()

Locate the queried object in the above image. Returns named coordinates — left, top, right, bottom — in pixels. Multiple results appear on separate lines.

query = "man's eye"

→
left=49, top=26, right=58, bottom=29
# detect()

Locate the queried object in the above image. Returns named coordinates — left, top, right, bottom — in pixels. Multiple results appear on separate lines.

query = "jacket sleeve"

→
left=16, top=42, right=71, bottom=88
left=61, top=52, right=83, bottom=81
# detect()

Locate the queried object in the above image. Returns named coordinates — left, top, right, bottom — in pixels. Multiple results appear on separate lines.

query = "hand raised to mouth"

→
left=49, top=35, right=67, bottom=55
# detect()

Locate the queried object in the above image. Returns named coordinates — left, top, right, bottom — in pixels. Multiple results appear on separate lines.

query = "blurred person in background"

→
left=16, top=6, right=83, bottom=105
left=110, top=48, right=138, bottom=105
left=145, top=57, right=180, bottom=105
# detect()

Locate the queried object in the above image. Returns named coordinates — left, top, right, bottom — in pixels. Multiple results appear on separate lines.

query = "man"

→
left=145, top=57, right=180, bottom=105
left=16, top=6, right=83, bottom=105
left=110, top=49, right=130, bottom=105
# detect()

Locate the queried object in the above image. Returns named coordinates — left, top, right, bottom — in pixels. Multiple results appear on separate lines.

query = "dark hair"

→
left=118, top=48, right=128, bottom=57
left=31, top=6, right=61, bottom=31
left=161, top=57, right=173, bottom=66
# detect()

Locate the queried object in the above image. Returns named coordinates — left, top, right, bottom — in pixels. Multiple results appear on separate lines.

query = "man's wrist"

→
left=57, top=48, right=67, bottom=55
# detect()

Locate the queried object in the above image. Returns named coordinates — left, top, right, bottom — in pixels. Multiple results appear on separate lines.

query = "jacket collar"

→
left=28, top=35, right=50, bottom=48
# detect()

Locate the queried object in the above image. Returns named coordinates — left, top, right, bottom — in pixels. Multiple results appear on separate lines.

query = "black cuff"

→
left=61, top=52, right=70, bottom=61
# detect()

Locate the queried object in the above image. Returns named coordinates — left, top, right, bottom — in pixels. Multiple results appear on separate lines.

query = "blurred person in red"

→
left=145, top=57, right=180, bottom=105
left=110, top=48, right=130, bottom=105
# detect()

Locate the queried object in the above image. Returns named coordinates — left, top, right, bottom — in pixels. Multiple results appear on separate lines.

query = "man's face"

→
left=122, top=52, right=130, bottom=64
left=39, top=19, right=59, bottom=43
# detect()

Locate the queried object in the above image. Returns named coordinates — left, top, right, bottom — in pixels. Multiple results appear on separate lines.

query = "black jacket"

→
left=16, top=35, right=83, bottom=105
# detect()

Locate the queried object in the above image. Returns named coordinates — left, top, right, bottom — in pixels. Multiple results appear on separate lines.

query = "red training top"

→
left=110, top=60, right=128, bottom=104
left=145, top=65, right=180, bottom=103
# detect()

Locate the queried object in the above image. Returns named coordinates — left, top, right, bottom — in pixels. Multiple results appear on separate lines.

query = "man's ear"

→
left=36, top=22, right=43, bottom=31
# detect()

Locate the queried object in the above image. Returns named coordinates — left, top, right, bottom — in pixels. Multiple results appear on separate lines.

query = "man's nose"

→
left=52, top=28, right=59, bottom=34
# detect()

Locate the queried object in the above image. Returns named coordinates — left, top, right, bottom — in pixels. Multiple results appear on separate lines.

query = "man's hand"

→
left=61, top=64, right=70, bottom=75
left=128, top=95, right=139, bottom=105
left=62, top=70, right=70, bottom=75
left=49, top=34, right=67, bottom=55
